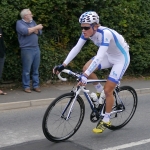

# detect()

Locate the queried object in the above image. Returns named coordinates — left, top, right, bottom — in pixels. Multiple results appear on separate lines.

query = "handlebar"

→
left=57, top=69, right=80, bottom=81
left=57, top=69, right=89, bottom=93
left=58, top=69, right=107, bottom=83
left=57, top=69, right=109, bottom=93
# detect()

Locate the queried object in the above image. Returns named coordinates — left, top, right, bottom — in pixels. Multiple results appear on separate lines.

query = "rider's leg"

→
left=83, top=54, right=112, bottom=94
left=102, top=80, right=116, bottom=122
left=93, top=60, right=130, bottom=133
left=92, top=80, right=118, bottom=134
left=92, top=80, right=116, bottom=134
left=92, top=80, right=116, bottom=133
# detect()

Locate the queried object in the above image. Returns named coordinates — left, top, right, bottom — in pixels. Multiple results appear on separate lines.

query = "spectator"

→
left=0, top=27, right=7, bottom=95
left=16, top=8, right=43, bottom=93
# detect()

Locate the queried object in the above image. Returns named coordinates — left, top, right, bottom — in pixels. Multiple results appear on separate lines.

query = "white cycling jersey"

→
left=63, top=26, right=130, bottom=83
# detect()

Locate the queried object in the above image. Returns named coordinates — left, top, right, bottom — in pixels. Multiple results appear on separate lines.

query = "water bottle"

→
left=98, top=90, right=105, bottom=104
left=90, top=92, right=99, bottom=108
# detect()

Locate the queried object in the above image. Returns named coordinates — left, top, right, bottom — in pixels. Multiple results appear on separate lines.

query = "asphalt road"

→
left=1, top=93, right=150, bottom=150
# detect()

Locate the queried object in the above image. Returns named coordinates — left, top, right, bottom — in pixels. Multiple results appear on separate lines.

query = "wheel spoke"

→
left=109, top=86, right=138, bottom=130
left=42, top=93, right=85, bottom=142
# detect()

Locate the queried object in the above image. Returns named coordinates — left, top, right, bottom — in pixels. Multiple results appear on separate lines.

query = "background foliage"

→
left=0, top=0, right=150, bottom=83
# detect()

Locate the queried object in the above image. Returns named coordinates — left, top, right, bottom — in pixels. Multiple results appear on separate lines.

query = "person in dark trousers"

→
left=0, top=27, right=7, bottom=95
left=16, top=9, right=43, bottom=93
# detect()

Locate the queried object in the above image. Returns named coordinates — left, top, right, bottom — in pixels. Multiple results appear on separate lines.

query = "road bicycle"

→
left=42, top=69, right=138, bottom=142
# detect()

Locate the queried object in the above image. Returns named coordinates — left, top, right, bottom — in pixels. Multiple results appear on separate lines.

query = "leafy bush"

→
left=0, top=0, right=150, bottom=83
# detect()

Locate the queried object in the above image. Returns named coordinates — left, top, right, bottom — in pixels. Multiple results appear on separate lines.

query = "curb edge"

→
left=0, top=88, right=150, bottom=111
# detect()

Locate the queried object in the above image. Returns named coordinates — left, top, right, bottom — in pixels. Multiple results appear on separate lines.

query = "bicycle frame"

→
left=58, top=69, right=125, bottom=120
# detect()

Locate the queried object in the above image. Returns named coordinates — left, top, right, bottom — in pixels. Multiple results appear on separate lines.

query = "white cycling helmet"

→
left=79, top=11, right=99, bottom=24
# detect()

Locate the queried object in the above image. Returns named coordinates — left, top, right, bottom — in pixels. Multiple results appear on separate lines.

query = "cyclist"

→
left=53, top=11, right=130, bottom=134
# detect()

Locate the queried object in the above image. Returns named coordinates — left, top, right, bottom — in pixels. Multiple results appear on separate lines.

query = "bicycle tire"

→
left=108, top=86, right=138, bottom=130
left=42, top=92, right=85, bottom=142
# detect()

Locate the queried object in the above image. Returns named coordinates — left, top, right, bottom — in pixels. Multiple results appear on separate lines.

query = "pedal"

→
left=90, top=104, right=104, bottom=123
left=90, top=111, right=99, bottom=123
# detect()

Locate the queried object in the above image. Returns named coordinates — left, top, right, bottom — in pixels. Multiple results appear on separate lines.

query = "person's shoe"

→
left=24, top=88, right=31, bottom=93
left=0, top=90, right=7, bottom=95
left=33, top=87, right=41, bottom=92
left=92, top=120, right=111, bottom=134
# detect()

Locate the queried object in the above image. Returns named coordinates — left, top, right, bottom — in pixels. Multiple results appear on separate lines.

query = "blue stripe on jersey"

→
left=101, top=43, right=109, bottom=46
left=92, top=56, right=102, bottom=69
left=105, top=29, right=128, bottom=80
left=97, top=29, right=104, bottom=42
left=97, top=29, right=109, bottom=47
left=108, top=77, right=119, bottom=84
left=80, top=34, right=88, bottom=40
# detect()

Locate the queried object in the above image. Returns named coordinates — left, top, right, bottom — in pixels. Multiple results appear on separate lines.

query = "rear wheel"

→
left=42, top=92, right=85, bottom=142
left=109, top=86, right=138, bottom=130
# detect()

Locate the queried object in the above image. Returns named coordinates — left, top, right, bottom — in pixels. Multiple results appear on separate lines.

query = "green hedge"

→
left=0, top=0, right=150, bottom=82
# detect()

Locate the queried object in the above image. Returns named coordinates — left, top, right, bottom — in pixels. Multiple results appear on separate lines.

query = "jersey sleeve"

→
left=84, top=30, right=113, bottom=76
left=63, top=35, right=87, bottom=65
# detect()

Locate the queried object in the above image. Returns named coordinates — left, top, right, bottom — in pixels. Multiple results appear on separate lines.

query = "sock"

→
left=94, top=83, right=103, bottom=93
left=102, top=112, right=110, bottom=123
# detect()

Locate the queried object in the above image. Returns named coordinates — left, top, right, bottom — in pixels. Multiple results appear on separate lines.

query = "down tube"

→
left=83, top=92, right=94, bottom=109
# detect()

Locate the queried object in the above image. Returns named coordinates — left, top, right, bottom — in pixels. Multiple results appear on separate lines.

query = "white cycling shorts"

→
left=96, top=51, right=130, bottom=84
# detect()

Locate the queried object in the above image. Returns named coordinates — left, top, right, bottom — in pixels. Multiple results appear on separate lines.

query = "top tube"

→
left=58, top=69, right=107, bottom=84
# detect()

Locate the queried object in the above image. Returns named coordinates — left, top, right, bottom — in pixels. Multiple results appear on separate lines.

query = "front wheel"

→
left=42, top=92, right=85, bottom=142
left=109, top=86, right=138, bottom=130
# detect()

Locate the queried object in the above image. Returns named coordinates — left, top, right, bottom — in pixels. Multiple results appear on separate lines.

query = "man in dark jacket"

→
left=0, top=27, right=7, bottom=95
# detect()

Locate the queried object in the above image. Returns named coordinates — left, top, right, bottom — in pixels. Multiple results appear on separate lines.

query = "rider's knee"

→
left=104, top=87, right=114, bottom=97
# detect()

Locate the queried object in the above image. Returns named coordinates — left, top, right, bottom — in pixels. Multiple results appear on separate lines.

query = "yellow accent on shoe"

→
left=92, top=121, right=111, bottom=134
left=96, top=92, right=100, bottom=99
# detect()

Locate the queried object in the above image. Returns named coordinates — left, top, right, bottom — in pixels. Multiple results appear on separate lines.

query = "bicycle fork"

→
left=61, top=88, right=81, bottom=121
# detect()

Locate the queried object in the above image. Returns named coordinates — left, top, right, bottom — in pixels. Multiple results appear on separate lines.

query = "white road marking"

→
left=102, top=138, right=150, bottom=150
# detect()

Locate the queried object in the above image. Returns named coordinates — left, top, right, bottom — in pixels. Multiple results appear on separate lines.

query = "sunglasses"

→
left=81, top=26, right=91, bottom=30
